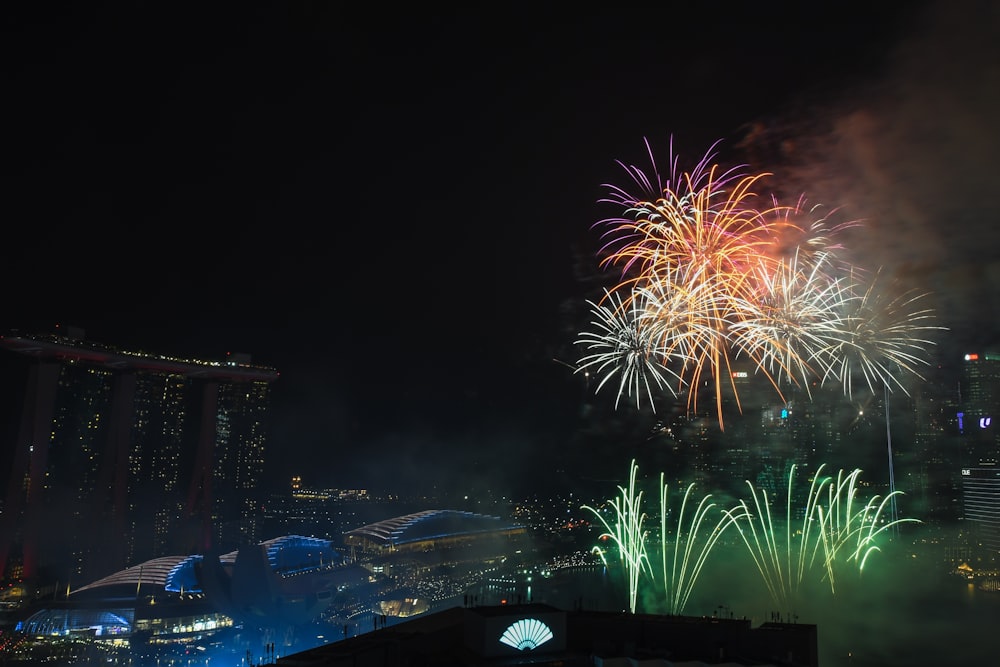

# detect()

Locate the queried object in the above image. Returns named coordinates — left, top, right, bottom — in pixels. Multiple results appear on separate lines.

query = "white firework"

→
left=729, top=249, right=851, bottom=396
left=575, top=288, right=681, bottom=412
left=823, top=269, right=944, bottom=398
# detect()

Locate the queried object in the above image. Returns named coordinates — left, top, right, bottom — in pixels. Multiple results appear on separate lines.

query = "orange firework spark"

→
left=575, top=138, right=944, bottom=430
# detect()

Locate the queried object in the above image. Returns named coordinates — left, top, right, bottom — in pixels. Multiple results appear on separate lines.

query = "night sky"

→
left=4, top=1, right=1000, bottom=494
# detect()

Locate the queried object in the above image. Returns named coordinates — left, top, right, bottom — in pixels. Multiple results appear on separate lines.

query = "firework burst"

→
left=822, top=268, right=945, bottom=398
left=575, top=288, right=681, bottom=411
left=729, top=249, right=852, bottom=397
left=575, top=138, right=945, bottom=428
left=657, top=474, right=744, bottom=615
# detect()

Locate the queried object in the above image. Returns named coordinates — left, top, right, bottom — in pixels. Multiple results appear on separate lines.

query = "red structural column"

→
left=0, top=362, right=60, bottom=581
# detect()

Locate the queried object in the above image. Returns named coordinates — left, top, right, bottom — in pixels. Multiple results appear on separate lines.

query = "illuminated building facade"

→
left=958, top=352, right=1000, bottom=465
left=958, top=352, right=1000, bottom=554
left=960, top=466, right=1000, bottom=554
left=9, top=534, right=367, bottom=664
left=0, top=328, right=279, bottom=584
left=905, top=372, right=962, bottom=525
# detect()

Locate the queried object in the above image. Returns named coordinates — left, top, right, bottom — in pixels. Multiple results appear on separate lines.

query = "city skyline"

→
left=0, top=323, right=986, bottom=496
left=0, top=325, right=989, bottom=563
left=0, top=324, right=997, bottom=666
left=1, top=450, right=996, bottom=667
left=4, top=2, right=1000, bottom=488
left=2, top=3, right=1000, bottom=664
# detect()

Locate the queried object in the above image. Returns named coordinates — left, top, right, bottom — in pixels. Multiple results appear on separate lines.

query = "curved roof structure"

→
left=18, top=535, right=363, bottom=642
left=343, top=509, right=524, bottom=548
left=261, top=534, right=341, bottom=575
left=71, top=555, right=199, bottom=597
left=69, top=535, right=338, bottom=598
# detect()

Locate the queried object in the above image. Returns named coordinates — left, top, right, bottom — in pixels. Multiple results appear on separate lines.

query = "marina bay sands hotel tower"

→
left=0, top=326, right=279, bottom=586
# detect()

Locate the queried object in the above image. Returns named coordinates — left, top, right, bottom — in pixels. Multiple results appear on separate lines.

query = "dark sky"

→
left=3, top=1, right=999, bottom=493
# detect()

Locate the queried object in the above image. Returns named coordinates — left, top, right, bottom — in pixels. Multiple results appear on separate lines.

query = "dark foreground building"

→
left=276, top=602, right=819, bottom=667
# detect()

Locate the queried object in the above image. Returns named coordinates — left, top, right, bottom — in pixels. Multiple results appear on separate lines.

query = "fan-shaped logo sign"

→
left=499, top=618, right=553, bottom=651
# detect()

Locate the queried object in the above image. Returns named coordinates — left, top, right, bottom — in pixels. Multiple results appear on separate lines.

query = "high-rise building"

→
left=959, top=466, right=1000, bottom=554
left=957, top=352, right=1000, bottom=556
left=957, top=352, right=1000, bottom=466
left=906, top=369, right=963, bottom=526
left=0, top=327, right=279, bottom=585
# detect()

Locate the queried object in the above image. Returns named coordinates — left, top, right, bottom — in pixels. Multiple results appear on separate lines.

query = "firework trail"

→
left=584, top=459, right=741, bottom=616
left=575, top=138, right=945, bottom=429
left=658, top=473, right=744, bottom=615
left=723, top=463, right=919, bottom=611
left=585, top=460, right=916, bottom=618
left=582, top=459, right=651, bottom=613
left=816, top=268, right=946, bottom=524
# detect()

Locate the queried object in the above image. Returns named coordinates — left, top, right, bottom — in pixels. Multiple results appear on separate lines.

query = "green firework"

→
left=584, top=459, right=741, bottom=616
left=582, top=458, right=651, bottom=613
left=658, top=474, right=744, bottom=615
left=725, top=463, right=920, bottom=610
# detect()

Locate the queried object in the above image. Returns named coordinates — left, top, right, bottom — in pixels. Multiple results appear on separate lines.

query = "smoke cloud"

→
left=737, top=0, right=1000, bottom=355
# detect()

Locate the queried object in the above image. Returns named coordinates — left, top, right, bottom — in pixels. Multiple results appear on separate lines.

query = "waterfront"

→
left=815, top=573, right=1000, bottom=666
left=1, top=558, right=995, bottom=665
left=464, top=559, right=998, bottom=666
left=1, top=497, right=996, bottom=666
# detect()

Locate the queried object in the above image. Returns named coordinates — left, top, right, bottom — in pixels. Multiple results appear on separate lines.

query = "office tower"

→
left=960, top=467, right=1000, bottom=554
left=0, top=327, right=279, bottom=585
left=957, top=352, right=1000, bottom=555
left=906, top=371, right=962, bottom=525
left=957, top=352, right=1000, bottom=465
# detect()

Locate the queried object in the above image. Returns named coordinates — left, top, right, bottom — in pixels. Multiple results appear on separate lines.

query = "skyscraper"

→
left=957, top=352, right=1000, bottom=465
left=0, top=327, right=279, bottom=585
left=960, top=466, right=1000, bottom=554
left=957, top=352, right=1000, bottom=555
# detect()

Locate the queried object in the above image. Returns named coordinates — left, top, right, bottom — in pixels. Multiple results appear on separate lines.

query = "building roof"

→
left=276, top=604, right=820, bottom=667
left=70, top=555, right=203, bottom=597
left=68, top=535, right=338, bottom=597
left=0, top=332, right=279, bottom=382
left=342, top=509, right=524, bottom=547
